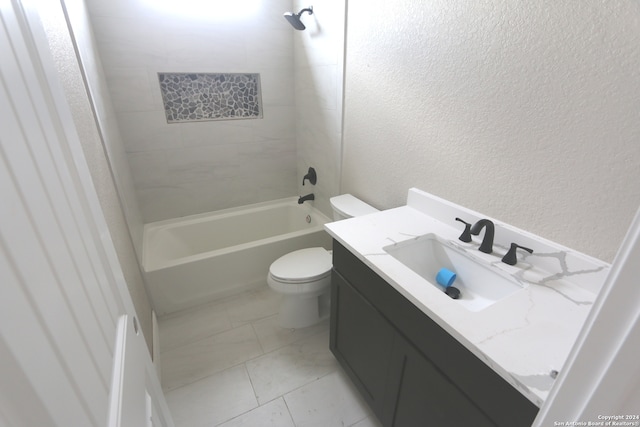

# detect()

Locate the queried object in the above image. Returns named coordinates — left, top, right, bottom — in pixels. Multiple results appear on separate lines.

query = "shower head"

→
left=284, top=6, right=313, bottom=30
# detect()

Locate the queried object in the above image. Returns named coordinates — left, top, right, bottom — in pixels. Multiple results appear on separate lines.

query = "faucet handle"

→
left=502, top=243, right=533, bottom=265
left=302, top=167, right=317, bottom=186
left=455, top=218, right=473, bottom=243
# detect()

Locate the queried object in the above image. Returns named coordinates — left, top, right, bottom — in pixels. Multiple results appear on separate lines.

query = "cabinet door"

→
left=330, top=270, right=396, bottom=420
left=384, top=336, right=496, bottom=427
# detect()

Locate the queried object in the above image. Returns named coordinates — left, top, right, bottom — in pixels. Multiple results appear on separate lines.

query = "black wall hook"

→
left=302, top=167, right=317, bottom=185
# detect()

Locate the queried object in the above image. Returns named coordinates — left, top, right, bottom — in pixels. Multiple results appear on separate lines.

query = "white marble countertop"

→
left=324, top=188, right=610, bottom=407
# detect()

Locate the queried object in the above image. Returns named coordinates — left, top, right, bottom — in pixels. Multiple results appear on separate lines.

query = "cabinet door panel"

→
left=330, top=270, right=395, bottom=419
left=385, top=338, right=495, bottom=427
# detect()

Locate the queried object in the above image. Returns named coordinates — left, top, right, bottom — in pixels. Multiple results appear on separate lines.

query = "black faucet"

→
left=470, top=219, right=495, bottom=254
left=298, top=193, right=315, bottom=204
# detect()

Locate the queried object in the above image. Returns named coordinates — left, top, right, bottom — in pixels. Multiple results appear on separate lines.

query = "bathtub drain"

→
left=306, top=215, right=311, bottom=223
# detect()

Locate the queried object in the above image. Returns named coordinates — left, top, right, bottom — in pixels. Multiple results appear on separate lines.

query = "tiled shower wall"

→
left=293, top=0, right=346, bottom=217
left=86, top=0, right=299, bottom=222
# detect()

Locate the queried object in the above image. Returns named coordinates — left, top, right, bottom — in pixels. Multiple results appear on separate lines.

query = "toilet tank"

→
left=330, top=194, right=379, bottom=220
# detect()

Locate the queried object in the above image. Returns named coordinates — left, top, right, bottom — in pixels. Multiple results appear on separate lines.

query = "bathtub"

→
left=142, top=197, right=332, bottom=315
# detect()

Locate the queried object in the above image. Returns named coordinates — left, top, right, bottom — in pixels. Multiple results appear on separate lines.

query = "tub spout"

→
left=298, top=193, right=315, bottom=204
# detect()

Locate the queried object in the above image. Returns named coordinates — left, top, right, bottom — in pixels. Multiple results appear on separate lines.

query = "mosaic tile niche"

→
left=158, top=73, right=263, bottom=123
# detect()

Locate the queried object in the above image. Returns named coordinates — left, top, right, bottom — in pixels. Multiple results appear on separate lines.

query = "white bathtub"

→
left=142, top=198, right=332, bottom=315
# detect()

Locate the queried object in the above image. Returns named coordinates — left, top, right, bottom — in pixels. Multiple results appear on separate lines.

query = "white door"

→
left=0, top=1, right=173, bottom=425
left=108, top=314, right=164, bottom=427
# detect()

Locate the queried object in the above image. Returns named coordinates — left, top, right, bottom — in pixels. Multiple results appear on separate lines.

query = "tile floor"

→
left=159, top=285, right=383, bottom=427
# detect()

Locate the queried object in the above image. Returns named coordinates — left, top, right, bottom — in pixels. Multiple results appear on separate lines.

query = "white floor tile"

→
left=162, top=323, right=263, bottom=391
left=217, top=397, right=295, bottom=427
left=252, top=315, right=329, bottom=353
left=158, top=300, right=232, bottom=352
left=284, top=370, right=372, bottom=427
left=165, top=365, right=257, bottom=427
left=246, top=330, right=339, bottom=405
left=158, top=288, right=379, bottom=427
left=224, top=286, right=282, bottom=327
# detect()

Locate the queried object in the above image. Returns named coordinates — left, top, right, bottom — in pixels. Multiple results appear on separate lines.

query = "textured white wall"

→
left=342, top=0, right=640, bottom=262
left=86, top=0, right=298, bottom=222
left=42, top=0, right=153, bottom=352
left=293, top=0, right=346, bottom=216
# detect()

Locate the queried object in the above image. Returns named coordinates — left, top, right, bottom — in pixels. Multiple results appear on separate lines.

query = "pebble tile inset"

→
left=158, top=73, right=262, bottom=123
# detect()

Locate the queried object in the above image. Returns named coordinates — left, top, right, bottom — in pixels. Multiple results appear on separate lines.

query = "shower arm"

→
left=297, top=7, right=313, bottom=17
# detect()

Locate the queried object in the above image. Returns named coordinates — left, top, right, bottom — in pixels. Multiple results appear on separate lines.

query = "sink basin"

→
left=383, top=234, right=524, bottom=311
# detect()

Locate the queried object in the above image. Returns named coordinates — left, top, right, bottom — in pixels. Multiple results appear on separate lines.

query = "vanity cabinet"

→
left=330, top=240, right=539, bottom=427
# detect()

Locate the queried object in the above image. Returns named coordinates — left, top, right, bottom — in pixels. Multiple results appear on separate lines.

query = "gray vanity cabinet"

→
left=329, top=240, right=539, bottom=427
left=330, top=269, right=395, bottom=420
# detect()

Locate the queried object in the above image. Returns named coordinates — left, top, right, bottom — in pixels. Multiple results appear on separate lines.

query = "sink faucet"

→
left=470, top=219, right=494, bottom=254
left=298, top=193, right=315, bottom=204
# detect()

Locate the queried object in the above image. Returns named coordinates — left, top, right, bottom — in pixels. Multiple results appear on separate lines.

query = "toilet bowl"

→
left=268, top=194, right=378, bottom=328
left=268, top=247, right=332, bottom=328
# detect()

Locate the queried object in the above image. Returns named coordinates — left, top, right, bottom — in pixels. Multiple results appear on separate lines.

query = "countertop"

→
left=324, top=188, right=610, bottom=407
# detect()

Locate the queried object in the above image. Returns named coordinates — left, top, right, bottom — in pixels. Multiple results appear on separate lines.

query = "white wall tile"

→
left=295, top=65, right=338, bottom=111
left=178, top=120, right=255, bottom=148
left=85, top=0, right=146, bottom=18
left=254, top=0, right=300, bottom=31
left=163, top=28, right=247, bottom=70
left=246, top=29, right=294, bottom=69
left=260, top=67, right=295, bottom=107
left=104, top=67, right=157, bottom=112
left=127, top=151, right=168, bottom=187
left=163, top=145, right=240, bottom=184
left=236, top=139, right=296, bottom=172
left=136, top=185, right=199, bottom=222
left=116, top=111, right=183, bottom=152
left=189, top=177, right=255, bottom=214
left=252, top=106, right=296, bottom=141
left=292, top=1, right=342, bottom=68
left=90, top=16, right=167, bottom=68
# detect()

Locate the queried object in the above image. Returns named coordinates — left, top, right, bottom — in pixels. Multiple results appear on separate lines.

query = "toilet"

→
left=267, top=194, right=379, bottom=328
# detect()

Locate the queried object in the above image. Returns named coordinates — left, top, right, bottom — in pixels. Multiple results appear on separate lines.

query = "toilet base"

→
left=278, top=289, right=330, bottom=329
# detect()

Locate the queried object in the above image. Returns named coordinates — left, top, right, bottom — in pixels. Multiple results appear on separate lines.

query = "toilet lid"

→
left=269, top=247, right=332, bottom=282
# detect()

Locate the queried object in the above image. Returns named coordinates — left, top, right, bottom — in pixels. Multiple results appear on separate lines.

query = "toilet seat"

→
left=269, top=247, right=332, bottom=284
